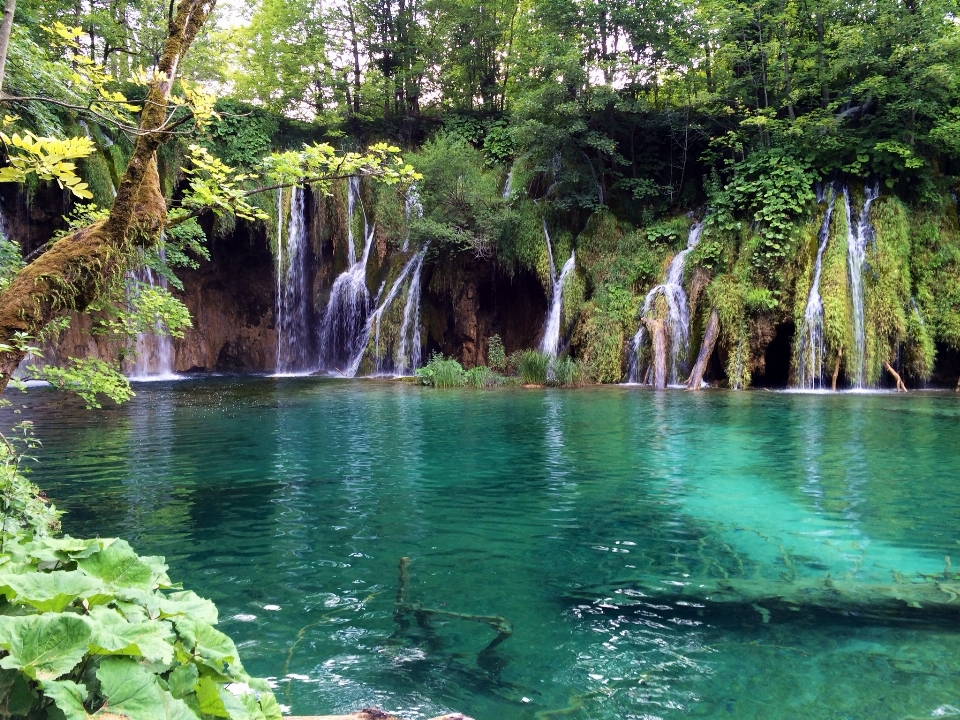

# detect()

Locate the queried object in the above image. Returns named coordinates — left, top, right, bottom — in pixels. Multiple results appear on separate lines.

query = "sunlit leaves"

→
left=0, top=131, right=94, bottom=198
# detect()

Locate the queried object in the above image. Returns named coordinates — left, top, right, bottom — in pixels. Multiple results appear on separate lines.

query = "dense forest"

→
left=1, top=0, right=960, bottom=392
left=0, top=3, right=960, bottom=719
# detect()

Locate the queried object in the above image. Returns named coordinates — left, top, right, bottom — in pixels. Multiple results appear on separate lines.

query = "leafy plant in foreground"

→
left=0, top=431, right=281, bottom=720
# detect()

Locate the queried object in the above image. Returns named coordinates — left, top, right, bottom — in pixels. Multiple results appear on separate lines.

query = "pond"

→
left=13, top=379, right=960, bottom=719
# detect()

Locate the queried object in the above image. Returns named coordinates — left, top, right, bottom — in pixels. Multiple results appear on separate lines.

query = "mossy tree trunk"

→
left=0, top=0, right=216, bottom=392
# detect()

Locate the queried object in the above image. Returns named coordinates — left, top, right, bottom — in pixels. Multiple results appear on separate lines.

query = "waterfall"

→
left=318, top=177, right=376, bottom=373
left=541, top=253, right=576, bottom=357
left=341, top=246, right=429, bottom=377
left=128, top=263, right=176, bottom=380
left=275, top=187, right=313, bottom=374
left=844, top=182, right=880, bottom=389
left=539, top=220, right=576, bottom=357
left=503, top=169, right=513, bottom=199
left=628, top=222, right=704, bottom=385
left=402, top=184, right=423, bottom=252
left=396, top=248, right=428, bottom=375
left=795, top=186, right=838, bottom=389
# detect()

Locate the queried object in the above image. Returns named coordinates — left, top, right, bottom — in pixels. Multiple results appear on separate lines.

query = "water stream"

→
left=343, top=246, right=429, bottom=377
left=318, top=178, right=376, bottom=373
left=540, top=220, right=575, bottom=357
left=629, top=221, right=704, bottom=384
left=844, top=183, right=880, bottom=388
left=795, top=186, right=838, bottom=389
left=275, top=186, right=313, bottom=375
left=127, top=264, right=177, bottom=380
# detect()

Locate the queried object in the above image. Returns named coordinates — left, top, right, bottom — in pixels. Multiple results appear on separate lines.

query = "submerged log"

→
left=567, top=571, right=960, bottom=625
left=686, top=309, right=719, bottom=390
left=883, top=360, right=908, bottom=392
left=644, top=319, right=667, bottom=389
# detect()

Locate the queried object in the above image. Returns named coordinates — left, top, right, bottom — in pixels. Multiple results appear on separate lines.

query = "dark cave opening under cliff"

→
left=752, top=322, right=795, bottom=388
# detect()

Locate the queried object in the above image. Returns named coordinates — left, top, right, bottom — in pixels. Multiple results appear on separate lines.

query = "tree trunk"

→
left=645, top=318, right=667, bottom=389
left=0, top=0, right=16, bottom=93
left=883, top=360, right=907, bottom=392
left=0, top=0, right=216, bottom=392
left=831, top=346, right=842, bottom=390
left=686, top=310, right=719, bottom=390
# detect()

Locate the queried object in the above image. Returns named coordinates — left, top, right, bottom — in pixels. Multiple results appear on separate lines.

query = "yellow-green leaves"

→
left=0, top=131, right=95, bottom=199
left=181, top=144, right=268, bottom=222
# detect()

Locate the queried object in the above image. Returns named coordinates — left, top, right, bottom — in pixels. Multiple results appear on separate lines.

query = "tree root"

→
left=644, top=318, right=667, bottom=389
left=393, top=557, right=513, bottom=668
left=687, top=309, right=719, bottom=390
left=831, top=347, right=843, bottom=391
left=883, top=360, right=908, bottom=392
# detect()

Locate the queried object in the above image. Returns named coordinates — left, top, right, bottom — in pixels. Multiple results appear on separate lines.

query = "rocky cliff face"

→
left=0, top=185, right=548, bottom=374
left=173, top=221, right=277, bottom=372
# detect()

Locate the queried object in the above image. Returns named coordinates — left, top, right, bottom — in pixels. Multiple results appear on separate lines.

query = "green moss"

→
left=572, top=302, right=624, bottom=383
left=910, top=198, right=960, bottom=354
left=80, top=150, right=117, bottom=207
left=865, top=196, right=911, bottom=384
left=706, top=274, right=750, bottom=388
left=820, top=199, right=852, bottom=376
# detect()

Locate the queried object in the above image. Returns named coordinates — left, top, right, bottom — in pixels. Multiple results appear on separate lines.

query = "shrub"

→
left=465, top=365, right=493, bottom=388
left=487, top=334, right=506, bottom=371
left=549, top=356, right=576, bottom=386
left=517, top=350, right=550, bottom=385
left=415, top=352, right=466, bottom=387
left=0, top=431, right=281, bottom=720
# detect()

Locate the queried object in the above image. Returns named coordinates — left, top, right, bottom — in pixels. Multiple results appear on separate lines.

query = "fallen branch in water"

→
left=883, top=360, right=908, bottom=392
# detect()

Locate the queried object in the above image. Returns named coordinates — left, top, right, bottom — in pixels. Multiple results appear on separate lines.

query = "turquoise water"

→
left=12, top=379, right=960, bottom=719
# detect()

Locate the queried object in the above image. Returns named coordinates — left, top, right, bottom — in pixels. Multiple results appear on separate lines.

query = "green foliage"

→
left=0, top=238, right=25, bottom=294
left=819, top=203, right=852, bottom=371
left=706, top=275, right=752, bottom=389
left=204, top=100, right=280, bottom=170
left=711, top=149, right=817, bottom=282
left=408, top=135, right=512, bottom=262
left=415, top=353, right=466, bottom=387
left=0, top=440, right=281, bottom=720
left=516, top=350, right=550, bottom=385
left=29, top=358, right=133, bottom=409
left=487, top=335, right=506, bottom=371
left=866, top=196, right=913, bottom=382
left=910, top=199, right=960, bottom=359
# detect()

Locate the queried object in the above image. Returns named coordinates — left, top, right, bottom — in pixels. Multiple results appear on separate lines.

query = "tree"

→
left=0, top=0, right=418, bottom=397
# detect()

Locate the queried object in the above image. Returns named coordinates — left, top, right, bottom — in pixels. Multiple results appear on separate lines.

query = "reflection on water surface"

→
left=13, top=379, right=960, bottom=719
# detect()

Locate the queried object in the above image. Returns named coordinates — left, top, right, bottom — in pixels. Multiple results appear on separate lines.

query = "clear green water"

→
left=11, top=379, right=960, bottom=719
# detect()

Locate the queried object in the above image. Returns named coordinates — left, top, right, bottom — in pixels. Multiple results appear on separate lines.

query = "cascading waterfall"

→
left=503, top=169, right=513, bottom=199
left=318, top=177, right=376, bottom=372
left=274, top=186, right=313, bottom=374
left=395, top=248, right=428, bottom=375
left=402, top=184, right=423, bottom=252
left=341, top=245, right=430, bottom=377
left=844, top=182, right=880, bottom=388
left=795, top=185, right=838, bottom=389
left=540, top=220, right=576, bottom=357
left=128, top=262, right=176, bottom=380
left=628, top=222, right=704, bottom=385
